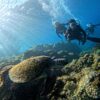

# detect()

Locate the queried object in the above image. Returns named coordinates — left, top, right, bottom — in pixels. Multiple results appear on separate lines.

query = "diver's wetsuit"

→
left=65, top=25, right=87, bottom=44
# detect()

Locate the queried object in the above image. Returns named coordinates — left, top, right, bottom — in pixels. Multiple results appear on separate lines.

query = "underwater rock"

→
left=0, top=47, right=99, bottom=100
left=74, top=68, right=100, bottom=99
left=0, top=65, right=13, bottom=100
left=0, top=56, right=51, bottom=100
left=85, top=77, right=100, bottom=99
left=9, top=56, right=51, bottom=83
left=63, top=53, right=96, bottom=74
left=0, top=42, right=81, bottom=68
left=0, top=55, right=67, bottom=100
left=48, top=50, right=100, bottom=100
left=0, top=75, right=4, bottom=93
left=22, top=42, right=81, bottom=62
left=0, top=56, right=22, bottom=69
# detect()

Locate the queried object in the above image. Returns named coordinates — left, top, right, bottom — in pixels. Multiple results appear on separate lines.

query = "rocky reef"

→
left=0, top=44, right=100, bottom=100
left=0, top=42, right=81, bottom=68
left=51, top=52, right=100, bottom=100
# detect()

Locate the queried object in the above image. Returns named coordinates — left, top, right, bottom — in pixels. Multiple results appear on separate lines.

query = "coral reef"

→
left=0, top=42, right=81, bottom=68
left=0, top=44, right=100, bottom=100
left=22, top=42, right=81, bottom=61
left=9, top=56, right=51, bottom=83
left=48, top=48, right=100, bottom=100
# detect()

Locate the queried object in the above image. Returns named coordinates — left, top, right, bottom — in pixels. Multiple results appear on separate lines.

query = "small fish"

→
left=53, top=58, right=68, bottom=66
left=68, top=52, right=74, bottom=56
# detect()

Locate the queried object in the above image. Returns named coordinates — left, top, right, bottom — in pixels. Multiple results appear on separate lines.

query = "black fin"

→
left=87, top=36, right=100, bottom=43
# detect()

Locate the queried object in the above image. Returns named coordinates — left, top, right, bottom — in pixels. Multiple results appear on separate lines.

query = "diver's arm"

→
left=57, top=34, right=62, bottom=38
left=56, top=32, right=62, bottom=39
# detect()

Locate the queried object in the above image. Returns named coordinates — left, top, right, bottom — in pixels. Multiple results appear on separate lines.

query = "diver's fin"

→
left=87, top=36, right=100, bottom=43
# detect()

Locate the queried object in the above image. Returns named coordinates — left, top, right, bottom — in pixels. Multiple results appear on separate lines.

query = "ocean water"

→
left=0, top=0, right=100, bottom=57
left=0, top=1, right=100, bottom=99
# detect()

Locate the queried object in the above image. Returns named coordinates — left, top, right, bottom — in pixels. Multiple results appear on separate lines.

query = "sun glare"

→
left=0, top=0, right=29, bottom=57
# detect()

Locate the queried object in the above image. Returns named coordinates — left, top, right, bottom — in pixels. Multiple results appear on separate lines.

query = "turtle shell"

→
left=9, top=56, right=51, bottom=83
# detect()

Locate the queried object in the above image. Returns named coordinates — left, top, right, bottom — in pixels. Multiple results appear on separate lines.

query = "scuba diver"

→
left=86, top=23, right=100, bottom=35
left=65, top=19, right=87, bottom=45
left=54, top=19, right=87, bottom=45
left=54, top=19, right=100, bottom=44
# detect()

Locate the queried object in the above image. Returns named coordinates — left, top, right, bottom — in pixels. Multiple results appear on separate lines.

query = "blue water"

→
left=0, top=0, right=100, bottom=57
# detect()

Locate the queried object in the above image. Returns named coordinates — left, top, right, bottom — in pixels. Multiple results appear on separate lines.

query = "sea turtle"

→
left=0, top=56, right=67, bottom=100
